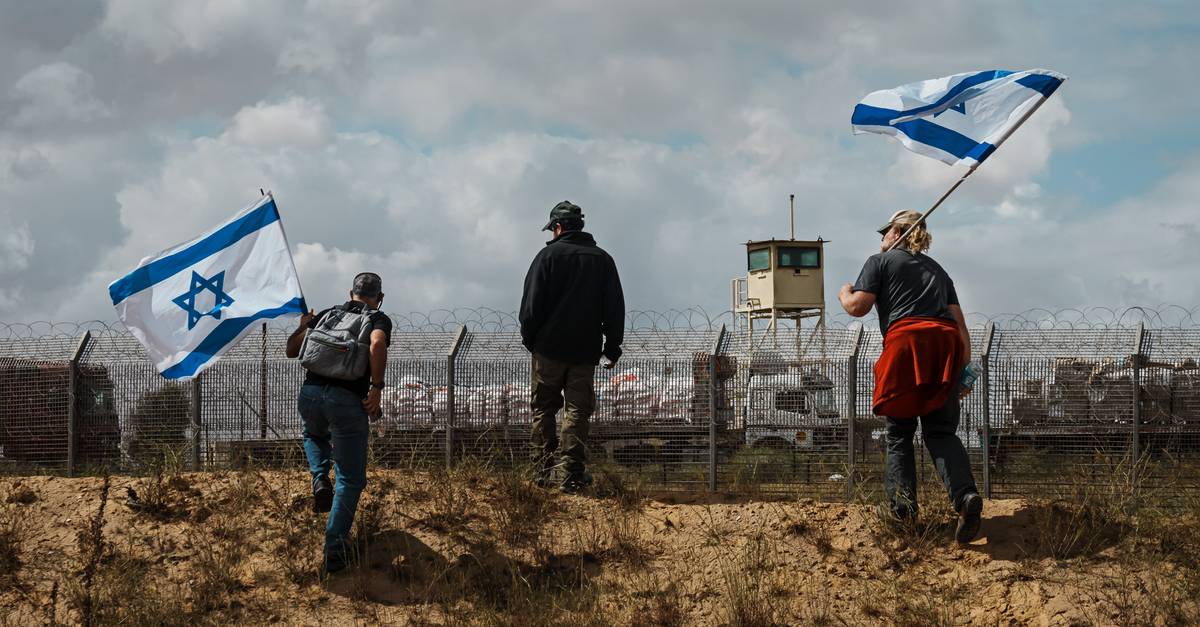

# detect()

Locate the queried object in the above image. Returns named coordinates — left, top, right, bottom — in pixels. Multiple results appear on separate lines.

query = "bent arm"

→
left=602, top=260, right=625, bottom=363
left=285, top=322, right=307, bottom=358
left=518, top=256, right=545, bottom=351
left=838, top=284, right=876, bottom=318
left=369, top=329, right=388, bottom=384
left=948, top=304, right=970, bottom=365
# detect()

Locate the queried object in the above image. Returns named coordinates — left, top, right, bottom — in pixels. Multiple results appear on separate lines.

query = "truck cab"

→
left=744, top=369, right=842, bottom=449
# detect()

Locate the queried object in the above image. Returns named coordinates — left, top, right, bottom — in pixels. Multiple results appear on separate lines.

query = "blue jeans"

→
left=298, top=384, right=369, bottom=559
left=884, top=391, right=979, bottom=519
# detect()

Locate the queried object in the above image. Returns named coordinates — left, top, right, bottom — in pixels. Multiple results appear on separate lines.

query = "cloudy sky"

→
left=1, top=0, right=1197, bottom=324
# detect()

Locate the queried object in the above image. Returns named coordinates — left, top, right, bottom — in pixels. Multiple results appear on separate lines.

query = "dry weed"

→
left=420, top=468, right=475, bottom=533
left=621, top=571, right=686, bottom=627
left=717, top=532, right=789, bottom=626
left=857, top=572, right=964, bottom=627
left=0, top=500, right=26, bottom=587
left=1082, top=567, right=1199, bottom=626
left=188, top=516, right=250, bottom=613
left=487, top=469, right=557, bottom=548
left=65, top=553, right=193, bottom=627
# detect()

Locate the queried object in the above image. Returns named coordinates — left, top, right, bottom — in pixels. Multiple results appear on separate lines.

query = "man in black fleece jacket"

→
left=519, top=200, right=624, bottom=493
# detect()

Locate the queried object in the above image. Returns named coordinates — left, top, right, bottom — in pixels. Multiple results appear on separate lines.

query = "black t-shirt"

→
left=853, top=247, right=959, bottom=335
left=302, top=301, right=392, bottom=398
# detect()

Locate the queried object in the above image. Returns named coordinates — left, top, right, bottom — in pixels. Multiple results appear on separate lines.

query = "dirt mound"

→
left=1, top=468, right=1197, bottom=625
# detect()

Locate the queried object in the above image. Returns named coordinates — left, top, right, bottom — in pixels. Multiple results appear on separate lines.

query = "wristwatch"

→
left=370, top=381, right=385, bottom=389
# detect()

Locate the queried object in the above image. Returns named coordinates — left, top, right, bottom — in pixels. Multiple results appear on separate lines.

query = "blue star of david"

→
left=173, top=270, right=235, bottom=330
left=934, top=101, right=967, bottom=118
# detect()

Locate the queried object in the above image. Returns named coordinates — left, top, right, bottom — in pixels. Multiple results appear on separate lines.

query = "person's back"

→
left=520, top=201, right=624, bottom=493
left=856, top=247, right=958, bottom=336
left=521, top=229, right=623, bottom=364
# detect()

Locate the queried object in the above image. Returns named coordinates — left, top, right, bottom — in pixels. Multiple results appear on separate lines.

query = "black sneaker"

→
left=955, top=493, right=984, bottom=544
left=560, top=472, right=593, bottom=495
left=313, top=476, right=333, bottom=514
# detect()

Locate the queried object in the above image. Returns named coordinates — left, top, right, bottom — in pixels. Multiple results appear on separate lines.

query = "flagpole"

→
left=266, top=190, right=310, bottom=312
left=887, top=92, right=1053, bottom=251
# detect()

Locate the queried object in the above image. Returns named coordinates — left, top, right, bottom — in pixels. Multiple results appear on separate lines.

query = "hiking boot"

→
left=956, top=493, right=984, bottom=544
left=560, top=471, right=593, bottom=495
left=321, top=553, right=349, bottom=576
left=531, top=458, right=556, bottom=488
left=313, top=476, right=333, bottom=514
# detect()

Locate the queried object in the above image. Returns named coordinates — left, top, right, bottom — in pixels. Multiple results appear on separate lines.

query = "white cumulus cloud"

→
left=223, top=97, right=332, bottom=148
left=11, top=62, right=110, bottom=128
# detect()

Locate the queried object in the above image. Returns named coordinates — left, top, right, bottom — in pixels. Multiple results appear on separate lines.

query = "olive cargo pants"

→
left=530, top=353, right=596, bottom=476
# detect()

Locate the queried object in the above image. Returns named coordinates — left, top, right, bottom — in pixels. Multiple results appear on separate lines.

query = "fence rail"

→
left=2, top=310, right=1199, bottom=500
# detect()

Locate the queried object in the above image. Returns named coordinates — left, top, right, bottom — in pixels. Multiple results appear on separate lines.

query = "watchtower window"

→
left=778, top=246, right=820, bottom=269
left=747, top=248, right=771, bottom=272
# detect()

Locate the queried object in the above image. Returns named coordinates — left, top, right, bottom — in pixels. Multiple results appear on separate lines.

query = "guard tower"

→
left=731, top=195, right=826, bottom=340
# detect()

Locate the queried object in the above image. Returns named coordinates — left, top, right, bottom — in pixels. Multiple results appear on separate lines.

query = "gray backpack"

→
left=299, top=305, right=379, bottom=380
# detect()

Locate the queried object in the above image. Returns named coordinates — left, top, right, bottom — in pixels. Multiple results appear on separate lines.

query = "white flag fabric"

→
left=851, top=69, right=1067, bottom=167
left=109, top=194, right=305, bottom=380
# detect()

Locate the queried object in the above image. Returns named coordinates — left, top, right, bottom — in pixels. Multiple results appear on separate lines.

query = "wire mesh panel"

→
left=1139, top=329, right=1200, bottom=496
left=987, top=328, right=1138, bottom=498
left=78, top=331, right=193, bottom=472
left=0, top=336, right=94, bottom=471
left=716, top=325, right=856, bottom=497
left=451, top=331, right=530, bottom=468
left=196, top=327, right=305, bottom=469
left=451, top=329, right=719, bottom=489
left=590, top=330, right=717, bottom=490
left=372, top=330, right=457, bottom=468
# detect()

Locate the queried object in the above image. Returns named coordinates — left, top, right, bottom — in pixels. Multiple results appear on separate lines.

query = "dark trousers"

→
left=884, top=391, right=978, bottom=518
left=530, top=353, right=596, bottom=475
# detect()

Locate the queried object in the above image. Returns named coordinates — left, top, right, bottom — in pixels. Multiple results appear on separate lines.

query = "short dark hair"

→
left=352, top=272, right=382, bottom=297
left=556, top=217, right=584, bottom=231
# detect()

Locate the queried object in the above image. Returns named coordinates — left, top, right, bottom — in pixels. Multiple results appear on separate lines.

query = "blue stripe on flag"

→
left=1016, top=73, right=1063, bottom=98
left=883, top=70, right=1014, bottom=122
left=160, top=297, right=305, bottom=379
left=892, top=119, right=992, bottom=161
left=109, top=199, right=281, bottom=306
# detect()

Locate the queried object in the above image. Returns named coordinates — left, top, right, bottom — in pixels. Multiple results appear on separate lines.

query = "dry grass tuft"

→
left=717, top=532, right=789, bottom=626
left=487, top=469, right=558, bottom=548
left=0, top=500, right=27, bottom=587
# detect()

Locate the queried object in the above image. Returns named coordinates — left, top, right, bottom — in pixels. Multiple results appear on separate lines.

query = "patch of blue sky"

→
left=1041, top=132, right=1196, bottom=210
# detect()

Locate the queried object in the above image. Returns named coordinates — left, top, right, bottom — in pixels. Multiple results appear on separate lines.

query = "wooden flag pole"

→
left=887, top=92, right=1054, bottom=251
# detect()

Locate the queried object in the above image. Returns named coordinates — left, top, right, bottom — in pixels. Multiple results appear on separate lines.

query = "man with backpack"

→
left=520, top=201, right=625, bottom=494
left=285, top=272, right=391, bottom=573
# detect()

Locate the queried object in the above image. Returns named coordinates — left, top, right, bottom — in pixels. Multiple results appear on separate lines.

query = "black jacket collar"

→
left=547, top=230, right=597, bottom=247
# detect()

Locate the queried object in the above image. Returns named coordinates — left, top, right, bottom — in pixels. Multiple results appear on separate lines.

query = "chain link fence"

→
left=1, top=307, right=1199, bottom=501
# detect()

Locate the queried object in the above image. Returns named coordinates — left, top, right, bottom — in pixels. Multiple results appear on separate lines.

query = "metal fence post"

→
left=191, top=374, right=202, bottom=471
left=708, top=324, right=726, bottom=492
left=67, top=331, right=92, bottom=477
left=259, top=322, right=268, bottom=439
left=846, top=324, right=864, bottom=501
left=1131, top=322, right=1144, bottom=494
left=980, top=322, right=996, bottom=499
left=446, top=325, right=468, bottom=470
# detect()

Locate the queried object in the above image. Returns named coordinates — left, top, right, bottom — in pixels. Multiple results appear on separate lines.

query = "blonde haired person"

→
left=837, top=210, right=982, bottom=544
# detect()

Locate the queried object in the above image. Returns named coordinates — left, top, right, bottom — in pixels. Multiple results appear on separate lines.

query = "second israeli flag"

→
left=851, top=69, right=1067, bottom=167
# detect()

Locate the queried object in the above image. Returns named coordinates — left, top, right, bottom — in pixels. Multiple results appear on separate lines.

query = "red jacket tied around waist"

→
left=872, top=317, right=965, bottom=418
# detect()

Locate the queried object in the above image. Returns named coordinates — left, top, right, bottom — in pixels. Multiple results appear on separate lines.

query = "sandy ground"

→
left=1, top=469, right=1196, bottom=626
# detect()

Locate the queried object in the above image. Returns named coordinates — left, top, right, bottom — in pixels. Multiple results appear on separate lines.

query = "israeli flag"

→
left=851, top=69, right=1067, bottom=167
left=109, top=194, right=305, bottom=380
